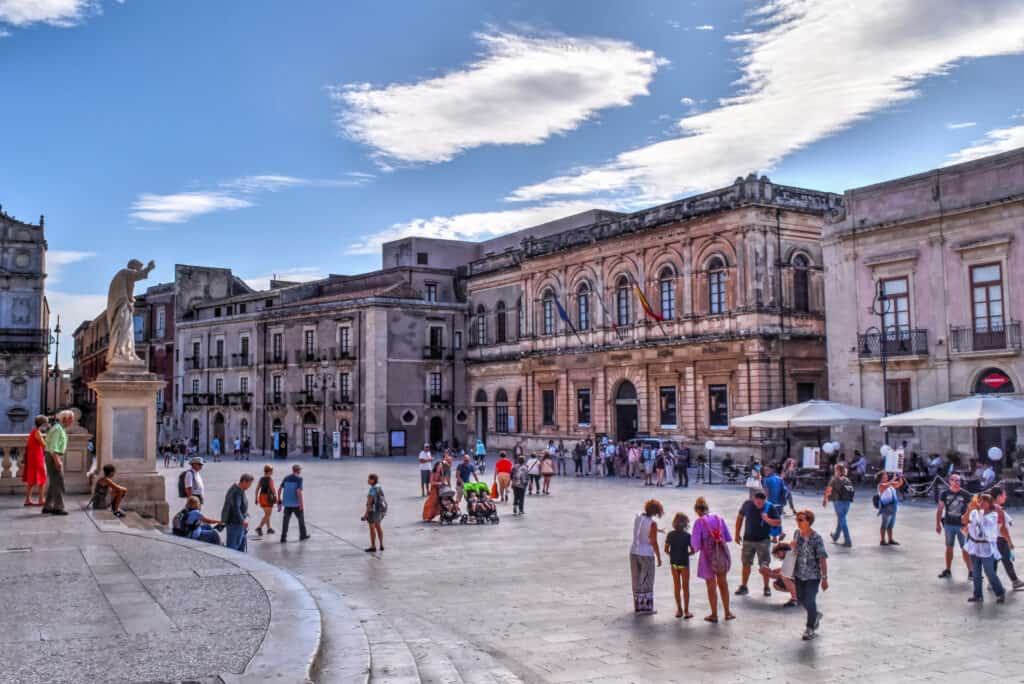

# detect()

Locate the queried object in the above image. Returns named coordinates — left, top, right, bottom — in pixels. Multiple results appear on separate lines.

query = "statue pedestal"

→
left=89, top=361, right=168, bottom=523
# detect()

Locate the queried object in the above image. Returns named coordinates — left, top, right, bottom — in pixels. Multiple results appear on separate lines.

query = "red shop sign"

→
left=982, top=372, right=1010, bottom=390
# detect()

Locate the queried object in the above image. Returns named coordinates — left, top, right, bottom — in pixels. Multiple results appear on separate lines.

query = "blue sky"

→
left=2, top=0, right=1023, bottom=365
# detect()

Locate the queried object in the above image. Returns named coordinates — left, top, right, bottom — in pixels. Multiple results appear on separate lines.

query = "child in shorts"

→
left=760, top=542, right=799, bottom=607
left=91, top=464, right=127, bottom=517
left=664, top=512, right=695, bottom=619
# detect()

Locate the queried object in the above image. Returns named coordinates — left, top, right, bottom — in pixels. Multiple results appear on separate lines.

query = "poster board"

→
left=885, top=447, right=905, bottom=473
left=802, top=446, right=820, bottom=469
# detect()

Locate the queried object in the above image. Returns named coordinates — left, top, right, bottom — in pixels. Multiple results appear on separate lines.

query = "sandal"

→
left=725, top=613, right=737, bottom=621
left=675, top=610, right=683, bottom=618
left=704, top=615, right=718, bottom=623
left=684, top=612, right=694, bottom=619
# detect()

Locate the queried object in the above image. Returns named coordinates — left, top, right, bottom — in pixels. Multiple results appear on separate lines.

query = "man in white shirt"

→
left=184, top=457, right=205, bottom=504
left=418, top=443, right=433, bottom=497
left=525, top=453, right=541, bottom=495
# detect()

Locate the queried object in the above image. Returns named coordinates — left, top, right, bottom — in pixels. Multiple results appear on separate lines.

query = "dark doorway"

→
left=615, top=381, right=639, bottom=441
left=191, top=418, right=200, bottom=445
left=339, top=419, right=351, bottom=456
left=303, top=411, right=318, bottom=454
left=474, top=389, right=488, bottom=445
left=429, top=416, right=443, bottom=447
left=213, top=413, right=225, bottom=449
left=975, top=368, right=1016, bottom=457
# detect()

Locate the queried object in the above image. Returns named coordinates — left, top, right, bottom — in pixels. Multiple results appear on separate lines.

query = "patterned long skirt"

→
left=630, top=553, right=655, bottom=612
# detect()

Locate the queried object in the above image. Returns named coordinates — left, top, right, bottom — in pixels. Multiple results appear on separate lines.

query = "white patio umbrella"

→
left=880, top=394, right=1024, bottom=428
left=731, top=400, right=884, bottom=429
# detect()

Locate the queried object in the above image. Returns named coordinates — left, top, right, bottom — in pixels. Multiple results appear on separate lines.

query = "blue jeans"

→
left=971, top=555, right=1005, bottom=599
left=795, top=578, right=820, bottom=628
left=879, top=504, right=897, bottom=531
left=831, top=501, right=852, bottom=545
left=225, top=524, right=247, bottom=552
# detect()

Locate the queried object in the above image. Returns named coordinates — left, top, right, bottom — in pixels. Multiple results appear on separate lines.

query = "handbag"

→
left=745, top=476, right=761, bottom=490
left=490, top=482, right=498, bottom=498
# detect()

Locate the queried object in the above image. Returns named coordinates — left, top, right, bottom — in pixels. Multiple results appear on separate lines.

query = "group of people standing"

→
left=22, top=411, right=74, bottom=515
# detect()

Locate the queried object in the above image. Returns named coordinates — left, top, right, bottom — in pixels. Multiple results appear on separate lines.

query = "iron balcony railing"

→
left=329, top=346, right=357, bottom=361
left=857, top=328, right=928, bottom=358
left=0, top=328, right=47, bottom=354
left=182, top=393, right=212, bottom=406
left=184, top=356, right=203, bottom=371
left=949, top=321, right=1022, bottom=353
left=423, top=345, right=445, bottom=360
left=424, top=390, right=452, bottom=405
left=207, top=355, right=225, bottom=369
left=231, top=353, right=252, bottom=367
left=290, top=391, right=319, bottom=406
left=295, top=349, right=320, bottom=364
left=265, top=392, right=285, bottom=405
left=264, top=352, right=287, bottom=366
left=223, top=392, right=253, bottom=406
left=332, top=392, right=353, bottom=407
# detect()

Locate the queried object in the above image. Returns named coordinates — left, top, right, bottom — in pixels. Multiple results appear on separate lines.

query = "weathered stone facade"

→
left=0, top=208, right=48, bottom=431
left=465, top=175, right=841, bottom=460
left=824, top=148, right=1024, bottom=461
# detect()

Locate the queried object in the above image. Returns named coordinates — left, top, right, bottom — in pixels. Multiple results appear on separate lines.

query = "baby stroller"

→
left=461, top=482, right=500, bottom=525
left=438, top=486, right=461, bottom=525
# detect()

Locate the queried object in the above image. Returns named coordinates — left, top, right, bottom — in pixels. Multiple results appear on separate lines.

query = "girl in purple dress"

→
left=690, top=496, right=736, bottom=622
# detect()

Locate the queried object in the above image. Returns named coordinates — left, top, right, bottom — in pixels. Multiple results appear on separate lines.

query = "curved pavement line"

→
left=93, top=522, right=322, bottom=684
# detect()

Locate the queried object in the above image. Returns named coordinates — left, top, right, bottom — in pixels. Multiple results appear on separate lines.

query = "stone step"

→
left=299, top=577, right=371, bottom=684
left=406, top=639, right=465, bottom=684
left=345, top=602, right=421, bottom=684
left=389, top=613, right=525, bottom=684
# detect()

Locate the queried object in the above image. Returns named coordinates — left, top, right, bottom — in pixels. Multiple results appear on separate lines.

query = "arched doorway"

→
left=429, top=416, right=443, bottom=448
left=339, top=419, right=351, bottom=456
left=615, top=381, right=638, bottom=442
left=303, top=411, right=319, bottom=455
left=191, top=418, right=200, bottom=446
left=213, top=413, right=225, bottom=450
left=975, top=368, right=1017, bottom=456
left=474, top=389, right=488, bottom=445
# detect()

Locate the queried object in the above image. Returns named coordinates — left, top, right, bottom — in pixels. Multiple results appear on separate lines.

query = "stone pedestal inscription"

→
left=112, top=408, right=146, bottom=459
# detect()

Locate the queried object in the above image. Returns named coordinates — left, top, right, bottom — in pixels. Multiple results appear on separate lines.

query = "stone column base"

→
left=118, top=472, right=169, bottom=523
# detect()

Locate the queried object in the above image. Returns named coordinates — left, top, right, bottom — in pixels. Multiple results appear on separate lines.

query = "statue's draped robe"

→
left=106, top=270, right=139, bottom=364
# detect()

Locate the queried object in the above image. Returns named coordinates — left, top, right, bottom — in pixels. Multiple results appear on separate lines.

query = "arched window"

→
left=707, top=257, right=726, bottom=315
left=576, top=283, right=590, bottom=331
left=475, top=304, right=487, bottom=345
left=474, top=389, right=488, bottom=403
left=616, top=276, right=631, bottom=326
left=495, top=301, right=507, bottom=343
left=659, top=267, right=676, bottom=320
left=792, top=254, right=810, bottom=312
left=542, top=289, right=555, bottom=335
left=517, top=297, right=525, bottom=338
left=495, top=388, right=509, bottom=433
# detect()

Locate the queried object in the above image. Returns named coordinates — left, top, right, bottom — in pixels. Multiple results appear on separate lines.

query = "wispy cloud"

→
left=43, top=248, right=102, bottom=365
left=220, top=173, right=372, bottom=193
left=329, top=31, right=665, bottom=165
left=945, top=124, right=1024, bottom=165
left=242, top=267, right=326, bottom=291
left=47, top=249, right=96, bottom=286
left=0, top=0, right=95, bottom=27
left=131, top=192, right=253, bottom=224
left=694, top=25, right=715, bottom=31
left=946, top=121, right=977, bottom=130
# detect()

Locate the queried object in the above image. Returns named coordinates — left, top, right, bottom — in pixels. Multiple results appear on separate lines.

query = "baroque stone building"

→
left=464, top=175, right=841, bottom=460
left=0, top=207, right=49, bottom=432
left=824, top=147, right=1024, bottom=460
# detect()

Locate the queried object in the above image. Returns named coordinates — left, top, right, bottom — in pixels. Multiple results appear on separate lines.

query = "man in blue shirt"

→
left=761, top=466, right=788, bottom=542
left=277, top=464, right=310, bottom=543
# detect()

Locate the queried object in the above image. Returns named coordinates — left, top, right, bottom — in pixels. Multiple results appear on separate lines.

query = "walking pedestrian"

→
left=664, top=512, right=694, bottom=619
left=184, top=456, right=205, bottom=504
left=642, top=446, right=655, bottom=486
left=822, top=464, right=854, bottom=546
left=629, top=499, right=663, bottom=614
left=762, top=466, right=788, bottom=542
left=654, top=449, right=666, bottom=487
left=277, top=464, right=310, bottom=543
left=455, top=454, right=477, bottom=503
left=255, top=465, right=276, bottom=537
left=936, top=474, right=972, bottom=579
left=494, top=451, right=513, bottom=502
left=734, top=492, right=781, bottom=597
left=540, top=451, right=554, bottom=494
left=418, top=443, right=433, bottom=497
left=22, top=415, right=47, bottom=506
left=511, top=455, right=528, bottom=516
left=422, top=461, right=445, bottom=521
left=791, top=509, right=829, bottom=640
left=211, top=436, right=221, bottom=463
left=573, top=442, right=584, bottom=477
left=628, top=444, right=640, bottom=479
left=474, top=438, right=487, bottom=472
left=877, top=471, right=903, bottom=546
left=42, top=410, right=73, bottom=516
left=556, top=439, right=567, bottom=476
left=691, top=496, right=735, bottom=622
left=362, top=473, right=385, bottom=552
left=525, top=452, right=541, bottom=495
left=221, top=473, right=253, bottom=552
left=991, top=486, right=1024, bottom=590
left=677, top=445, right=690, bottom=488
left=965, top=493, right=1006, bottom=604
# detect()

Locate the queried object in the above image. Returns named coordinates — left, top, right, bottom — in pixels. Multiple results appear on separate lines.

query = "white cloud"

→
left=220, top=173, right=372, bottom=193
left=48, top=290, right=107, bottom=366
left=130, top=192, right=253, bottom=224
left=505, top=0, right=1024, bottom=206
left=329, top=31, right=664, bottom=164
left=694, top=25, right=715, bottom=31
left=0, top=0, right=93, bottom=27
left=242, top=267, right=325, bottom=291
left=946, top=121, right=976, bottom=129
left=680, top=97, right=695, bottom=106
left=945, top=124, right=1024, bottom=165
left=47, top=249, right=96, bottom=285
left=346, top=200, right=600, bottom=256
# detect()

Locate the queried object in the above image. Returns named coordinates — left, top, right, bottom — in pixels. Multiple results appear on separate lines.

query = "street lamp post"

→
left=314, top=359, right=335, bottom=459
left=866, top=280, right=892, bottom=445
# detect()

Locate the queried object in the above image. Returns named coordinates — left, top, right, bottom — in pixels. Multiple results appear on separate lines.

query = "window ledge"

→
left=948, top=348, right=1021, bottom=359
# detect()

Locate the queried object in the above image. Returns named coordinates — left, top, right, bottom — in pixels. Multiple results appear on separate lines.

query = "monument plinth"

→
left=90, top=258, right=168, bottom=523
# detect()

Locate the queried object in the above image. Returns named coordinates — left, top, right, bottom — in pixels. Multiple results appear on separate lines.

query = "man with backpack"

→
left=362, top=473, right=386, bottom=553
left=822, top=464, right=855, bottom=547
left=179, top=457, right=205, bottom=504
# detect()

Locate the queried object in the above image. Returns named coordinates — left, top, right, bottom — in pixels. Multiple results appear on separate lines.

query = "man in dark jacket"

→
left=221, top=474, right=253, bottom=552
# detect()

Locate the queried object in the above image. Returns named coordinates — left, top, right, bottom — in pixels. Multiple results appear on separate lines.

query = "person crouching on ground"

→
left=760, top=543, right=799, bottom=608
left=184, top=496, right=224, bottom=545
left=221, top=474, right=253, bottom=552
left=362, top=473, right=385, bottom=553
left=664, top=512, right=694, bottom=619
left=792, top=510, right=829, bottom=640
left=90, top=464, right=127, bottom=518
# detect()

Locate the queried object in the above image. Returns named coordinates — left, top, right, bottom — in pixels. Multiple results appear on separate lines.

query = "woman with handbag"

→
left=791, top=509, right=829, bottom=640
left=254, top=464, right=277, bottom=536
left=629, top=498, right=663, bottom=613
left=691, top=496, right=735, bottom=623
left=876, top=471, right=904, bottom=546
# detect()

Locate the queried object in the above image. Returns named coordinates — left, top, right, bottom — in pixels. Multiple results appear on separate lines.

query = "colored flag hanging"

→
left=554, top=295, right=577, bottom=334
left=594, top=289, right=618, bottom=331
left=634, top=281, right=663, bottom=322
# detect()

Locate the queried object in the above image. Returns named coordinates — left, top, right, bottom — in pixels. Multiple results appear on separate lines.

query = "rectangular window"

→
left=417, top=252, right=429, bottom=265
left=881, top=277, right=910, bottom=335
left=215, top=378, right=223, bottom=395
left=226, top=305, right=233, bottom=316
left=240, top=376, right=249, bottom=393
left=796, top=382, right=815, bottom=403
left=304, top=330, right=315, bottom=357
left=192, top=341, right=200, bottom=360
left=425, top=283, right=437, bottom=302
left=272, top=333, right=283, bottom=361
left=155, top=307, right=166, bottom=338
left=454, top=331, right=462, bottom=350
left=339, top=372, right=351, bottom=399
left=577, top=389, right=591, bottom=426
left=133, top=314, right=145, bottom=342
left=659, top=387, right=677, bottom=427
left=339, top=327, right=351, bottom=354
left=660, top=279, right=675, bottom=319
left=543, top=297, right=554, bottom=335
left=214, top=307, right=221, bottom=317
left=428, top=326, right=443, bottom=352
left=970, top=263, right=1003, bottom=332
left=215, top=339, right=224, bottom=362
left=156, top=388, right=164, bottom=409
left=240, top=336, right=249, bottom=358
left=239, top=302, right=247, bottom=314
left=885, top=379, right=911, bottom=414
left=191, top=379, right=199, bottom=394
left=304, top=374, right=315, bottom=393
left=708, top=384, right=729, bottom=429
left=429, top=372, right=442, bottom=399
left=542, top=390, right=556, bottom=426
left=709, top=271, right=725, bottom=315
left=495, top=402, right=509, bottom=433
left=272, top=375, right=282, bottom=401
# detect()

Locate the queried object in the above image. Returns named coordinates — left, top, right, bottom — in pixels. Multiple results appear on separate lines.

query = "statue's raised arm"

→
left=105, top=259, right=155, bottom=365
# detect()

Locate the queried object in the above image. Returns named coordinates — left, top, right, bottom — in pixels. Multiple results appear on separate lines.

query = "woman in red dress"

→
left=22, top=415, right=48, bottom=506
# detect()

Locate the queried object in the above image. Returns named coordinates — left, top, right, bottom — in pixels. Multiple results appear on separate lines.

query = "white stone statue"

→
left=106, top=259, right=155, bottom=365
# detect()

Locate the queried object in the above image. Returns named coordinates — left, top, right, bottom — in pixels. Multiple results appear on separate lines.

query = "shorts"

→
left=671, top=563, right=689, bottom=571
left=943, top=523, right=966, bottom=548
left=741, top=539, right=771, bottom=567
left=420, top=470, right=431, bottom=485
left=366, top=511, right=380, bottom=524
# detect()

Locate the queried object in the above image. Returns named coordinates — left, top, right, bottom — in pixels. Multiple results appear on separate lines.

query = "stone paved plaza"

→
left=169, top=457, right=1022, bottom=683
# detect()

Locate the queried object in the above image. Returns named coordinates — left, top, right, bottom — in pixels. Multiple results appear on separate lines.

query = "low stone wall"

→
left=0, top=429, right=93, bottom=495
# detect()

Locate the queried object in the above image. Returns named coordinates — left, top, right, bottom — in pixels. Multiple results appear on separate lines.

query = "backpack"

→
left=375, top=488, right=388, bottom=519
left=171, top=508, right=195, bottom=537
left=177, top=470, right=190, bottom=498
left=872, top=493, right=881, bottom=510
left=840, top=479, right=856, bottom=502
left=706, top=516, right=731, bottom=575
